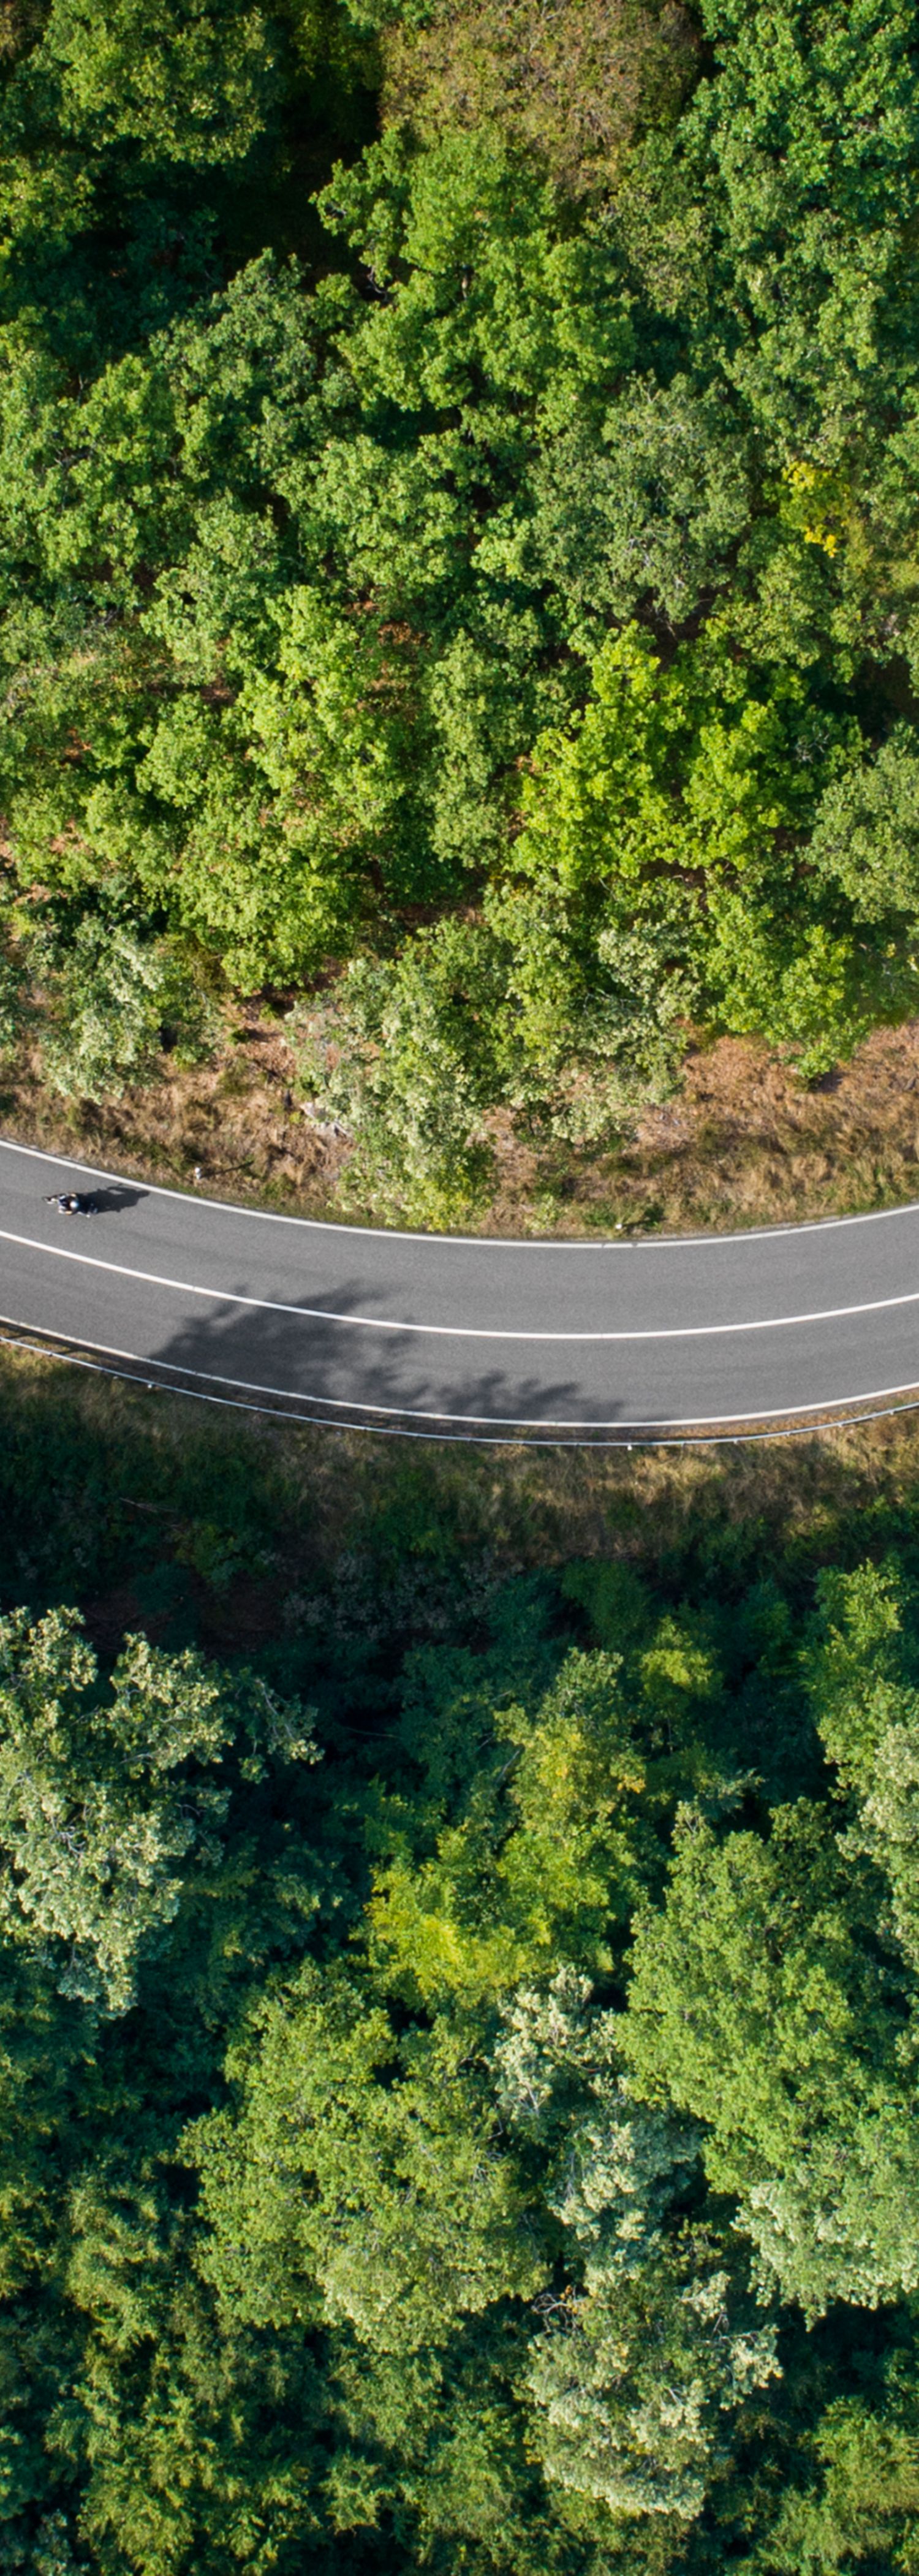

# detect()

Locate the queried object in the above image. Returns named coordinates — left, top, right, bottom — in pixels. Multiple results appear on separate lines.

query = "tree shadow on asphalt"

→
left=150, top=1284, right=602, bottom=1434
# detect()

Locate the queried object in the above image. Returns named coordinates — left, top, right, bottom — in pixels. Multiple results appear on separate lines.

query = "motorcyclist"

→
left=46, top=1190, right=97, bottom=1215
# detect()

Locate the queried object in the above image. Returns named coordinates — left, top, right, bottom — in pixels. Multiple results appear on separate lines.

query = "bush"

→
left=293, top=895, right=695, bottom=1219
left=292, top=919, right=502, bottom=1225
left=40, top=921, right=220, bottom=1103
left=488, top=883, right=696, bottom=1139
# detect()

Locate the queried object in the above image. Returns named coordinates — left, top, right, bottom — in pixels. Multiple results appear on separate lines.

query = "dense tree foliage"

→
left=0, top=1367, right=918, bottom=2570
left=7, top=7, right=919, bottom=2534
left=4, top=0, right=919, bottom=1206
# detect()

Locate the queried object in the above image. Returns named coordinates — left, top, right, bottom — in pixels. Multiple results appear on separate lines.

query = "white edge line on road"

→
left=2, top=1304, right=918, bottom=1428
left=4, top=1134, right=919, bottom=1252
left=4, top=1223, right=919, bottom=1343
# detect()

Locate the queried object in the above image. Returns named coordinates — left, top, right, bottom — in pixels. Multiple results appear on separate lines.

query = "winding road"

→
left=1, top=1137, right=918, bottom=1438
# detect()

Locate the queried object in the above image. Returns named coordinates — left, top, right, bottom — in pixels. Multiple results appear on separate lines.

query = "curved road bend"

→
left=1, top=1138, right=919, bottom=1434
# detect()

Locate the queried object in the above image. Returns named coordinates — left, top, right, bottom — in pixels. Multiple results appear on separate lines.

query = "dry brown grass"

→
left=613, top=1020, right=919, bottom=1235
left=0, top=1012, right=352, bottom=1213
left=4, top=1009, right=919, bottom=1239
left=484, top=1019, right=919, bottom=1236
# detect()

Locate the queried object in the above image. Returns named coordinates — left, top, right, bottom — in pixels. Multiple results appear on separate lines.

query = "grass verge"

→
left=4, top=1341, right=919, bottom=1676
left=4, top=1007, right=919, bottom=1237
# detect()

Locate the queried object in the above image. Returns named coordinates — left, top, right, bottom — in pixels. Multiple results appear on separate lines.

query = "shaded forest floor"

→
left=4, top=1339, right=919, bottom=1678
left=3, top=1007, right=919, bottom=1237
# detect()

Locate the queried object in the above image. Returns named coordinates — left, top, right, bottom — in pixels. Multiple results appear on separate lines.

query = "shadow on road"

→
left=88, top=1187, right=149, bottom=1215
left=150, top=1281, right=600, bottom=1432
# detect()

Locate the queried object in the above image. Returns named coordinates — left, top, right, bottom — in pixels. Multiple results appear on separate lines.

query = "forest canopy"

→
left=3, top=0, right=919, bottom=1210
left=1, top=1369, right=919, bottom=2573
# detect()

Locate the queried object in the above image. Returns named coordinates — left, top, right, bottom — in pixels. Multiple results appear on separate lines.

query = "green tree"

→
left=742, top=2392, right=919, bottom=2574
left=38, top=920, right=216, bottom=1102
left=515, top=622, right=830, bottom=896
left=366, top=1650, right=654, bottom=2010
left=191, top=1961, right=543, bottom=2347
left=683, top=0, right=919, bottom=456
left=0, top=1605, right=315, bottom=2011
left=528, top=2241, right=777, bottom=2523
left=807, top=729, right=919, bottom=927
left=494, top=1972, right=777, bottom=2526
left=621, top=1798, right=919, bottom=2317
left=510, top=377, right=750, bottom=644
left=293, top=917, right=502, bottom=1223
left=34, top=0, right=284, bottom=169
left=804, top=1557, right=919, bottom=1987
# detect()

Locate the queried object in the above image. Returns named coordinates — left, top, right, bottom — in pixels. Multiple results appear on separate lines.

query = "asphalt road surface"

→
left=2, top=1137, right=919, bottom=1435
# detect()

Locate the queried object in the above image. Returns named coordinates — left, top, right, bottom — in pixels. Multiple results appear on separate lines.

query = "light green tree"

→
left=191, top=1961, right=543, bottom=2349
left=40, top=920, right=216, bottom=1102
left=622, top=1797, right=919, bottom=2316
left=367, top=1650, right=654, bottom=2010
left=495, top=1971, right=777, bottom=2523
